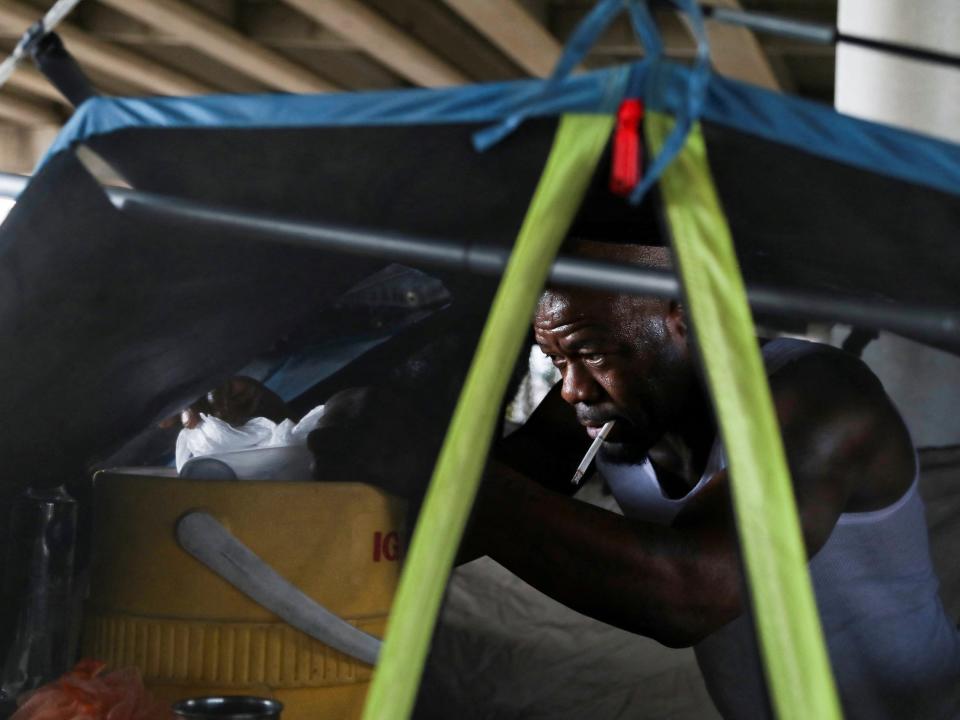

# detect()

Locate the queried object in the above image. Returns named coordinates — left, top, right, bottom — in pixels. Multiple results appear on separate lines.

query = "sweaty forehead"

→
left=535, top=243, right=671, bottom=334
left=537, top=288, right=617, bottom=323
left=535, top=288, right=643, bottom=337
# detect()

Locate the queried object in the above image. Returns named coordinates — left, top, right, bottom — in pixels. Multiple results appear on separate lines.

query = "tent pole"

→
left=109, top=181, right=960, bottom=349
left=697, top=3, right=960, bottom=70
left=0, top=171, right=955, bottom=349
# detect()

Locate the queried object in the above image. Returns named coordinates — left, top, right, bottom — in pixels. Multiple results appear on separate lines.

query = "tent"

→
left=1, top=1, right=958, bottom=718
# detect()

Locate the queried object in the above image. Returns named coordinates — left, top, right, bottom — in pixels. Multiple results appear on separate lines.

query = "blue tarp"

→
left=43, top=60, right=960, bottom=199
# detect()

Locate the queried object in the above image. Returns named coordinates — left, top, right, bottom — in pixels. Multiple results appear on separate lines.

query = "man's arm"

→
left=465, top=349, right=915, bottom=647
left=463, top=463, right=740, bottom=647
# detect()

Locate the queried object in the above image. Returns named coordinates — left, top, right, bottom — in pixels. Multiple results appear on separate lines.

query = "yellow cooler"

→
left=82, top=471, right=405, bottom=719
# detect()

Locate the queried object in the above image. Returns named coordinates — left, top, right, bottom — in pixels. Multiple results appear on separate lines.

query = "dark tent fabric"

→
left=0, top=119, right=558, bottom=497
left=1, top=57, right=958, bottom=511
left=703, top=122, right=960, bottom=310
left=43, top=61, right=960, bottom=348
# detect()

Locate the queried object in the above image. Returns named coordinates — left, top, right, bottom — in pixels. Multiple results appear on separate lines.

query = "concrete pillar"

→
left=834, top=0, right=960, bottom=447
left=0, top=124, right=59, bottom=174
left=835, top=0, right=960, bottom=143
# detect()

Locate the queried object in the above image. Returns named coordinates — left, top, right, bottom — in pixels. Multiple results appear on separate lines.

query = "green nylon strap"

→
left=362, top=113, right=615, bottom=720
left=647, top=112, right=842, bottom=720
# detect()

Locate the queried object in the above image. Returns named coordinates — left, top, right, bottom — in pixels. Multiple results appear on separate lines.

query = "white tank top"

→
left=596, top=338, right=960, bottom=719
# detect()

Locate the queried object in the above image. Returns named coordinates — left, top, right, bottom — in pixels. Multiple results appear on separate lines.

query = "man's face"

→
left=534, top=288, right=689, bottom=463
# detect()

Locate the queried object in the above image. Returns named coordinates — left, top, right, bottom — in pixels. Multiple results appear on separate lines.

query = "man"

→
left=314, top=241, right=960, bottom=718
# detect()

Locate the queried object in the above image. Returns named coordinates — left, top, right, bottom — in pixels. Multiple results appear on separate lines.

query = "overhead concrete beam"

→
left=0, top=123, right=59, bottom=172
left=440, top=0, right=562, bottom=77
left=97, top=0, right=336, bottom=93
left=0, top=94, right=60, bottom=126
left=282, top=0, right=468, bottom=87
left=0, top=0, right=213, bottom=96
left=702, top=0, right=780, bottom=90
left=8, top=65, right=72, bottom=104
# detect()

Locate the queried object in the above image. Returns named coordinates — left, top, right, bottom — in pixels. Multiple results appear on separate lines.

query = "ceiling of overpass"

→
left=0, top=0, right=839, bottom=142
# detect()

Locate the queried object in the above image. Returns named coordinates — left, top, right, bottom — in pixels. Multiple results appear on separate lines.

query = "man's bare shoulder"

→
left=766, top=342, right=915, bottom=514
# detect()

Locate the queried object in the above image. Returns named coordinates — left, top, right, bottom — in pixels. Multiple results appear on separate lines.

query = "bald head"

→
left=540, top=241, right=674, bottom=320
left=569, top=240, right=672, bottom=271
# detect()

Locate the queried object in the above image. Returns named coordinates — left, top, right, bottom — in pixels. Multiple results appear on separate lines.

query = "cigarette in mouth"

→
left=571, top=420, right=615, bottom=486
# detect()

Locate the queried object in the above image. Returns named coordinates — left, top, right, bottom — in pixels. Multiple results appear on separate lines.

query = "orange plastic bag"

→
left=12, top=659, right=171, bottom=720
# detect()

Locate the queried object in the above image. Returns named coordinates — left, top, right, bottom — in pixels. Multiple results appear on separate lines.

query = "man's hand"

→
left=159, top=376, right=291, bottom=429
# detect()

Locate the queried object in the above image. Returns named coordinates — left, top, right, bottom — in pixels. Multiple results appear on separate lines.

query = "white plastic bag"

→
left=175, top=405, right=325, bottom=472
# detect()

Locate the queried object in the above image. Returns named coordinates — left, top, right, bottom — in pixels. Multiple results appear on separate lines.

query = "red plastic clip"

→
left=610, top=98, right=644, bottom=197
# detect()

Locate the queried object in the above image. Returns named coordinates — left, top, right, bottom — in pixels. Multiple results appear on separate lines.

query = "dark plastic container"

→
left=0, top=486, right=78, bottom=701
left=172, top=696, right=283, bottom=719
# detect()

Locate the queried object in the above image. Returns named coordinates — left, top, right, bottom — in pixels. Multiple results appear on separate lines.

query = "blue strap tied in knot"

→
left=630, top=0, right=711, bottom=205
left=473, top=0, right=712, bottom=207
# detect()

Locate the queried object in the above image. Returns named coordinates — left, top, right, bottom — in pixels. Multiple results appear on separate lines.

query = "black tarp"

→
left=0, top=120, right=559, bottom=498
